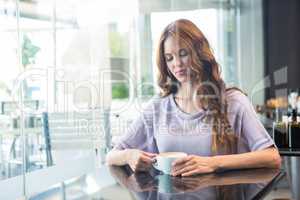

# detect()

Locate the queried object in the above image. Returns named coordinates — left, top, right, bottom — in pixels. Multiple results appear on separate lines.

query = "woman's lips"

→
left=175, top=69, right=187, bottom=75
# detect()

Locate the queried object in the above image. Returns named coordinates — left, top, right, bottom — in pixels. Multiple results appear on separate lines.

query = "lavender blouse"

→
left=114, top=90, right=274, bottom=155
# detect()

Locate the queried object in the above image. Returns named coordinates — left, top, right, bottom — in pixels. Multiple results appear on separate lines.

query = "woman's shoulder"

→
left=140, top=94, right=172, bottom=113
left=226, top=87, right=248, bottom=103
left=146, top=94, right=171, bottom=105
left=225, top=87, right=252, bottom=113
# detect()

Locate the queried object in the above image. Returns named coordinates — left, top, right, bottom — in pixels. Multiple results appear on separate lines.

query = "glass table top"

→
left=29, top=165, right=285, bottom=200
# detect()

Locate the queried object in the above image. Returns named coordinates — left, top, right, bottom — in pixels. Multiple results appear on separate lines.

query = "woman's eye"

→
left=179, top=49, right=188, bottom=57
left=165, top=55, right=173, bottom=62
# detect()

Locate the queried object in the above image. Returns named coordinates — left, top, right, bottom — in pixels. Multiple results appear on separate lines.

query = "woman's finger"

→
left=135, top=156, right=154, bottom=171
left=142, top=151, right=157, bottom=157
left=181, top=166, right=213, bottom=176
left=172, top=159, right=196, bottom=171
left=172, top=156, right=192, bottom=166
left=140, top=154, right=157, bottom=164
left=182, top=169, right=200, bottom=176
left=172, top=165, right=196, bottom=176
left=137, top=159, right=151, bottom=167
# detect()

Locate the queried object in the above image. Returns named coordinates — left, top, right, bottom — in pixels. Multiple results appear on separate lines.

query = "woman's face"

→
left=164, top=36, right=192, bottom=84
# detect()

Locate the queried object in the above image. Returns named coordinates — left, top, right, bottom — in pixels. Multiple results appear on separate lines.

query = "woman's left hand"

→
left=171, top=155, right=218, bottom=176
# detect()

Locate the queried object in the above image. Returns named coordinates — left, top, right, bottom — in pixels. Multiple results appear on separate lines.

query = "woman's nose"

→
left=174, top=56, right=183, bottom=68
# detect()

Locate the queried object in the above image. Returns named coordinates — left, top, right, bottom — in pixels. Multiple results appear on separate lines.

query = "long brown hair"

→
left=156, top=19, right=237, bottom=155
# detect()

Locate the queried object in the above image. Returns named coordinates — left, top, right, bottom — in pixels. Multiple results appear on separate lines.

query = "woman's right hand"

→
left=125, top=149, right=157, bottom=172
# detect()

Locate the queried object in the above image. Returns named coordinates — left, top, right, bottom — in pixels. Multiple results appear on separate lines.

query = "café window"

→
left=0, top=0, right=265, bottom=199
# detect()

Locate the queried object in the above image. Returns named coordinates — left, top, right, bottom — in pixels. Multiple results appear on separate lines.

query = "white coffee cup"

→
left=153, top=152, right=187, bottom=174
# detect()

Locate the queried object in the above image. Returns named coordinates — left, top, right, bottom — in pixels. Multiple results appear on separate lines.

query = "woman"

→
left=106, top=19, right=281, bottom=176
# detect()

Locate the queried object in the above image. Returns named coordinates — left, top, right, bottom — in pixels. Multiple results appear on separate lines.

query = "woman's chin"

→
left=176, top=77, right=191, bottom=84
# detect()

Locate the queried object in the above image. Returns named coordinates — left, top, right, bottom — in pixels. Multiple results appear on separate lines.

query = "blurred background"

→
left=0, top=0, right=299, bottom=199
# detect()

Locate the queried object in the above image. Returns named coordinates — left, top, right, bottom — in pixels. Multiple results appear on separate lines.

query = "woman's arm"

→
left=172, top=168, right=279, bottom=192
left=106, top=149, right=157, bottom=172
left=106, top=149, right=130, bottom=166
left=172, top=147, right=281, bottom=176
left=213, top=147, right=281, bottom=171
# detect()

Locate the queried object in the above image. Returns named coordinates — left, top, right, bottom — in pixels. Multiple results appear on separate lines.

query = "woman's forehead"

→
left=164, top=36, right=189, bottom=52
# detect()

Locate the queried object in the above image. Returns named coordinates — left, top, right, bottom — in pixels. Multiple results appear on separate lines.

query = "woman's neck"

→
left=174, top=83, right=202, bottom=114
left=173, top=82, right=203, bottom=114
left=176, top=82, right=197, bottom=99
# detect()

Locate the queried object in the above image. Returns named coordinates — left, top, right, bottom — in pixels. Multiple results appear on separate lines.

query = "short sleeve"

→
left=113, top=102, right=158, bottom=153
left=240, top=96, right=275, bottom=151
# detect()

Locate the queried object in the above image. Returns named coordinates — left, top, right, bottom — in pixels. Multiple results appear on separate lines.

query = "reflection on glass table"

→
left=28, top=165, right=284, bottom=200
